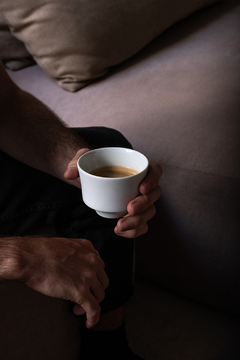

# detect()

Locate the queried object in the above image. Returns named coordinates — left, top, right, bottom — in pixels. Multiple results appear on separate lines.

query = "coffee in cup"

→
left=77, top=147, right=148, bottom=218
left=90, top=165, right=138, bottom=178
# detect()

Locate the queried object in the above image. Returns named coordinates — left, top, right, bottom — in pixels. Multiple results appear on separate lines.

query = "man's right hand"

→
left=2, top=236, right=109, bottom=329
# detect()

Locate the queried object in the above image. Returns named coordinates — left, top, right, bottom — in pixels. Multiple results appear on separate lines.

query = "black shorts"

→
left=0, top=126, right=134, bottom=313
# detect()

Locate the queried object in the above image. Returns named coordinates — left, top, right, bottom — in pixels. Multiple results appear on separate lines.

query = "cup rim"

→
left=77, top=147, right=149, bottom=180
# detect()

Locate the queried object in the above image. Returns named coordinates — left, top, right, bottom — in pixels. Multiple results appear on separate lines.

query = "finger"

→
left=115, top=222, right=148, bottom=239
left=64, top=167, right=79, bottom=180
left=139, top=161, right=163, bottom=195
left=90, top=278, right=106, bottom=303
left=80, top=297, right=101, bottom=329
left=87, top=253, right=109, bottom=290
left=87, top=247, right=106, bottom=270
left=83, top=249, right=109, bottom=290
left=73, top=304, right=86, bottom=316
left=127, top=185, right=162, bottom=216
left=116, top=204, right=156, bottom=233
left=64, top=148, right=91, bottom=180
left=74, top=239, right=106, bottom=270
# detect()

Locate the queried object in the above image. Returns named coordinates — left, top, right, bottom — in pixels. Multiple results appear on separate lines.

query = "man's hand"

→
left=3, top=236, right=109, bottom=329
left=114, top=161, right=162, bottom=238
left=64, top=148, right=91, bottom=186
left=65, top=152, right=163, bottom=238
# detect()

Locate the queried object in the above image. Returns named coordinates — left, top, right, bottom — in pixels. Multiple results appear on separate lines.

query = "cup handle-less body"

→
left=77, top=148, right=149, bottom=218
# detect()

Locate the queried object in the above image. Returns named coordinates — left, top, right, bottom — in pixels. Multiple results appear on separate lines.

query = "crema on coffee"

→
left=90, top=165, right=138, bottom=178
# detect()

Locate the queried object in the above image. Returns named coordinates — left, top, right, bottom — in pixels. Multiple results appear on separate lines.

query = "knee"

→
left=101, top=127, right=132, bottom=149
left=73, top=126, right=133, bottom=150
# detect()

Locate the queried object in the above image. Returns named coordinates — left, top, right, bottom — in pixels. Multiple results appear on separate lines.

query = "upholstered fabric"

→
left=6, top=0, right=240, bottom=315
left=0, top=0, right=217, bottom=91
left=0, top=14, right=34, bottom=70
left=1, top=0, right=240, bottom=359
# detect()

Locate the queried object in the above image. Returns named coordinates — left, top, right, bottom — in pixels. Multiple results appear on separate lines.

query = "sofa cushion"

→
left=0, top=14, right=34, bottom=70
left=6, top=0, right=240, bottom=315
left=0, top=0, right=217, bottom=92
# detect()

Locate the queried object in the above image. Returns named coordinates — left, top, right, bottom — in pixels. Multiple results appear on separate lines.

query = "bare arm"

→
left=0, top=61, right=162, bottom=326
left=0, top=62, right=107, bottom=328
left=0, top=61, right=90, bottom=186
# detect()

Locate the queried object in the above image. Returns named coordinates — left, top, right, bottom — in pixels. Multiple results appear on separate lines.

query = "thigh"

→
left=58, top=127, right=134, bottom=311
left=0, top=126, right=132, bottom=236
left=71, top=126, right=132, bottom=150
left=0, top=150, right=77, bottom=236
left=0, top=126, right=134, bottom=312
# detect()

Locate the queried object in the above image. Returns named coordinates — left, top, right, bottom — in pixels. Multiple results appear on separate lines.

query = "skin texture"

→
left=0, top=60, right=162, bottom=328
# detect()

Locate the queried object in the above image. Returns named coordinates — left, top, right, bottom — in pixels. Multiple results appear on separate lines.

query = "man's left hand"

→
left=114, top=161, right=162, bottom=238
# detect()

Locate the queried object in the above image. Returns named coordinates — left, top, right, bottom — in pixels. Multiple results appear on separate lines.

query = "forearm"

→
left=0, top=74, right=90, bottom=183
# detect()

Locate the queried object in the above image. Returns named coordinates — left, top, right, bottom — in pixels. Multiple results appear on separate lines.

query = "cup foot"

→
left=96, top=210, right=127, bottom=219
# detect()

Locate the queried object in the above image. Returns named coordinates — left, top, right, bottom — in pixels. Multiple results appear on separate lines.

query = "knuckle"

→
left=88, top=253, right=99, bottom=266
left=86, top=268, right=96, bottom=280
left=81, top=267, right=96, bottom=283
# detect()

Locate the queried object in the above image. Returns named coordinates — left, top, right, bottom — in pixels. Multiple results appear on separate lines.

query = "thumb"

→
left=64, top=148, right=91, bottom=180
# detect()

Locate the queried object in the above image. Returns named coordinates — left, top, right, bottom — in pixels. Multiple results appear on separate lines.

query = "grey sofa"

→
left=0, top=0, right=240, bottom=359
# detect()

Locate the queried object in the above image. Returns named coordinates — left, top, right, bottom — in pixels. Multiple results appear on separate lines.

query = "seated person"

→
left=0, top=61, right=162, bottom=360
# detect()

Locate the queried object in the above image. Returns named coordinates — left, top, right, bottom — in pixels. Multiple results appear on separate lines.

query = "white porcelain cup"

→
left=77, top=147, right=149, bottom=218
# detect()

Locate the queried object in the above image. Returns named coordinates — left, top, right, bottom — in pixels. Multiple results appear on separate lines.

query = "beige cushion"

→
left=0, top=14, right=34, bottom=70
left=0, top=0, right=218, bottom=92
